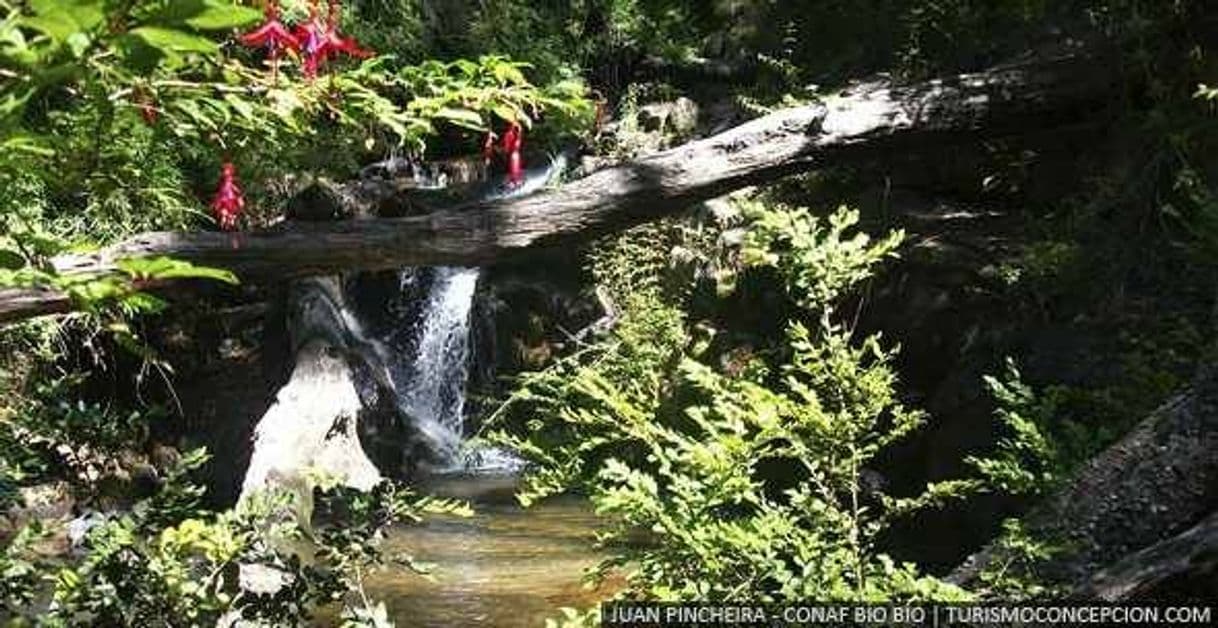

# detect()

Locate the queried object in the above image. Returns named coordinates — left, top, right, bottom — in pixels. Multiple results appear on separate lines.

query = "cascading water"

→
left=394, top=266, right=480, bottom=460
left=367, top=151, right=570, bottom=472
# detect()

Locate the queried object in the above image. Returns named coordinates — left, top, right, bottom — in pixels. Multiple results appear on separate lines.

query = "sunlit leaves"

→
left=116, top=256, right=239, bottom=285
left=489, top=200, right=986, bottom=603
left=740, top=202, right=905, bottom=311
left=129, top=25, right=220, bottom=55
left=20, top=0, right=104, bottom=47
left=174, top=0, right=264, bottom=31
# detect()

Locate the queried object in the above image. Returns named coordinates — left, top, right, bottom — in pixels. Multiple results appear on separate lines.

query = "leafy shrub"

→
left=492, top=201, right=985, bottom=603
left=974, top=518, right=1066, bottom=599
left=965, top=360, right=1064, bottom=497
left=29, top=451, right=469, bottom=627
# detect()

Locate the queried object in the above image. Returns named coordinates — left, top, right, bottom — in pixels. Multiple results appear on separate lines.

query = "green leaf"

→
left=22, top=0, right=104, bottom=44
left=115, top=257, right=238, bottom=285
left=129, top=26, right=219, bottom=56
left=0, top=248, right=25, bottom=270
left=490, top=62, right=528, bottom=86
left=21, top=14, right=82, bottom=45
left=1, top=134, right=55, bottom=157
left=491, top=103, right=521, bottom=124
left=183, top=1, right=263, bottom=31
left=142, top=0, right=261, bottom=30
left=435, top=107, right=486, bottom=130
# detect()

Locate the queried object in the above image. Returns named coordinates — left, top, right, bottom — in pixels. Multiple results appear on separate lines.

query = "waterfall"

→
left=239, top=152, right=574, bottom=502
left=395, top=266, right=480, bottom=460
left=366, top=150, right=573, bottom=472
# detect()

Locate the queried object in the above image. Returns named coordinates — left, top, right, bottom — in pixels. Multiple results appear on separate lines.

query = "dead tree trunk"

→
left=949, top=364, right=1218, bottom=591
left=0, top=53, right=1120, bottom=325
left=1071, top=510, right=1218, bottom=600
left=239, top=277, right=384, bottom=500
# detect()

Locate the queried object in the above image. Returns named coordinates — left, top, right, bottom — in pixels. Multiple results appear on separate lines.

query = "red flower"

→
left=210, top=162, right=245, bottom=231
left=240, top=3, right=299, bottom=57
left=296, top=1, right=373, bottom=78
left=294, top=5, right=331, bottom=79
left=240, top=2, right=300, bottom=78
left=328, top=32, right=374, bottom=59
left=325, top=0, right=374, bottom=59
left=134, top=91, right=158, bottom=125
left=501, top=122, right=524, bottom=185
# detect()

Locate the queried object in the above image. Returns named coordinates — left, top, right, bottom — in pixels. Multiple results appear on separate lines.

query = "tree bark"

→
left=1071, top=509, right=1218, bottom=600
left=949, top=364, right=1218, bottom=591
left=0, top=53, right=1119, bottom=325
left=239, top=276, right=386, bottom=500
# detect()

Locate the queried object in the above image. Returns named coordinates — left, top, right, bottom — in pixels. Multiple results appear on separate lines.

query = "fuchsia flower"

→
left=134, top=91, right=158, bottom=125
left=211, top=162, right=245, bottom=231
left=239, top=2, right=300, bottom=78
left=295, top=0, right=373, bottom=78
left=294, top=3, right=330, bottom=79
left=325, top=0, right=374, bottom=59
left=501, top=122, right=524, bottom=185
left=241, top=1, right=371, bottom=80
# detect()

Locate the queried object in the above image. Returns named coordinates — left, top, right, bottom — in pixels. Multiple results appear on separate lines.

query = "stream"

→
left=316, top=155, right=615, bottom=624
left=363, top=473, right=615, bottom=627
left=350, top=261, right=614, bottom=625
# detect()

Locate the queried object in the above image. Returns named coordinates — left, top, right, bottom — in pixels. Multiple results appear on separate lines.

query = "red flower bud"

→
left=501, top=122, right=524, bottom=185
left=134, top=91, right=158, bottom=125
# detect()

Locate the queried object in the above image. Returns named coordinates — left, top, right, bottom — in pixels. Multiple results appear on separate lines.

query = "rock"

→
left=579, top=154, right=617, bottom=176
left=286, top=178, right=361, bottom=221
left=240, top=276, right=387, bottom=500
left=237, top=563, right=295, bottom=596
left=66, top=511, right=107, bottom=549
left=16, top=482, right=73, bottom=520
left=240, top=339, right=381, bottom=499
left=636, top=97, right=700, bottom=139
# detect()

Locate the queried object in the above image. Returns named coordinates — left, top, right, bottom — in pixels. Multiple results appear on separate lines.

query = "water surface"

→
left=363, top=473, right=617, bottom=627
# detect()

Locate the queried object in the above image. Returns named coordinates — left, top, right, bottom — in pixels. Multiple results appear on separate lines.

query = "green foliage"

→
left=460, top=1, right=713, bottom=83
left=31, top=451, right=469, bottom=627
left=740, top=202, right=904, bottom=312
left=1, top=0, right=593, bottom=252
left=492, top=200, right=982, bottom=602
left=4, top=373, right=157, bottom=491
left=384, top=54, right=595, bottom=148
left=545, top=606, right=601, bottom=628
left=582, top=324, right=971, bottom=602
left=0, top=520, right=50, bottom=614
left=975, top=518, right=1066, bottom=599
left=965, top=360, right=1064, bottom=497
left=964, top=350, right=1176, bottom=501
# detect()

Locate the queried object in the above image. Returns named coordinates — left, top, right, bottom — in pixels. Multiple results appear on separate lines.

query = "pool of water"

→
left=359, top=473, right=619, bottom=627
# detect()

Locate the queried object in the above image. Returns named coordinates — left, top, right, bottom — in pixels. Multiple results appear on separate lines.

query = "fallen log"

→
left=0, top=52, right=1119, bottom=324
left=1071, top=509, right=1218, bottom=600
left=949, top=363, right=1218, bottom=592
